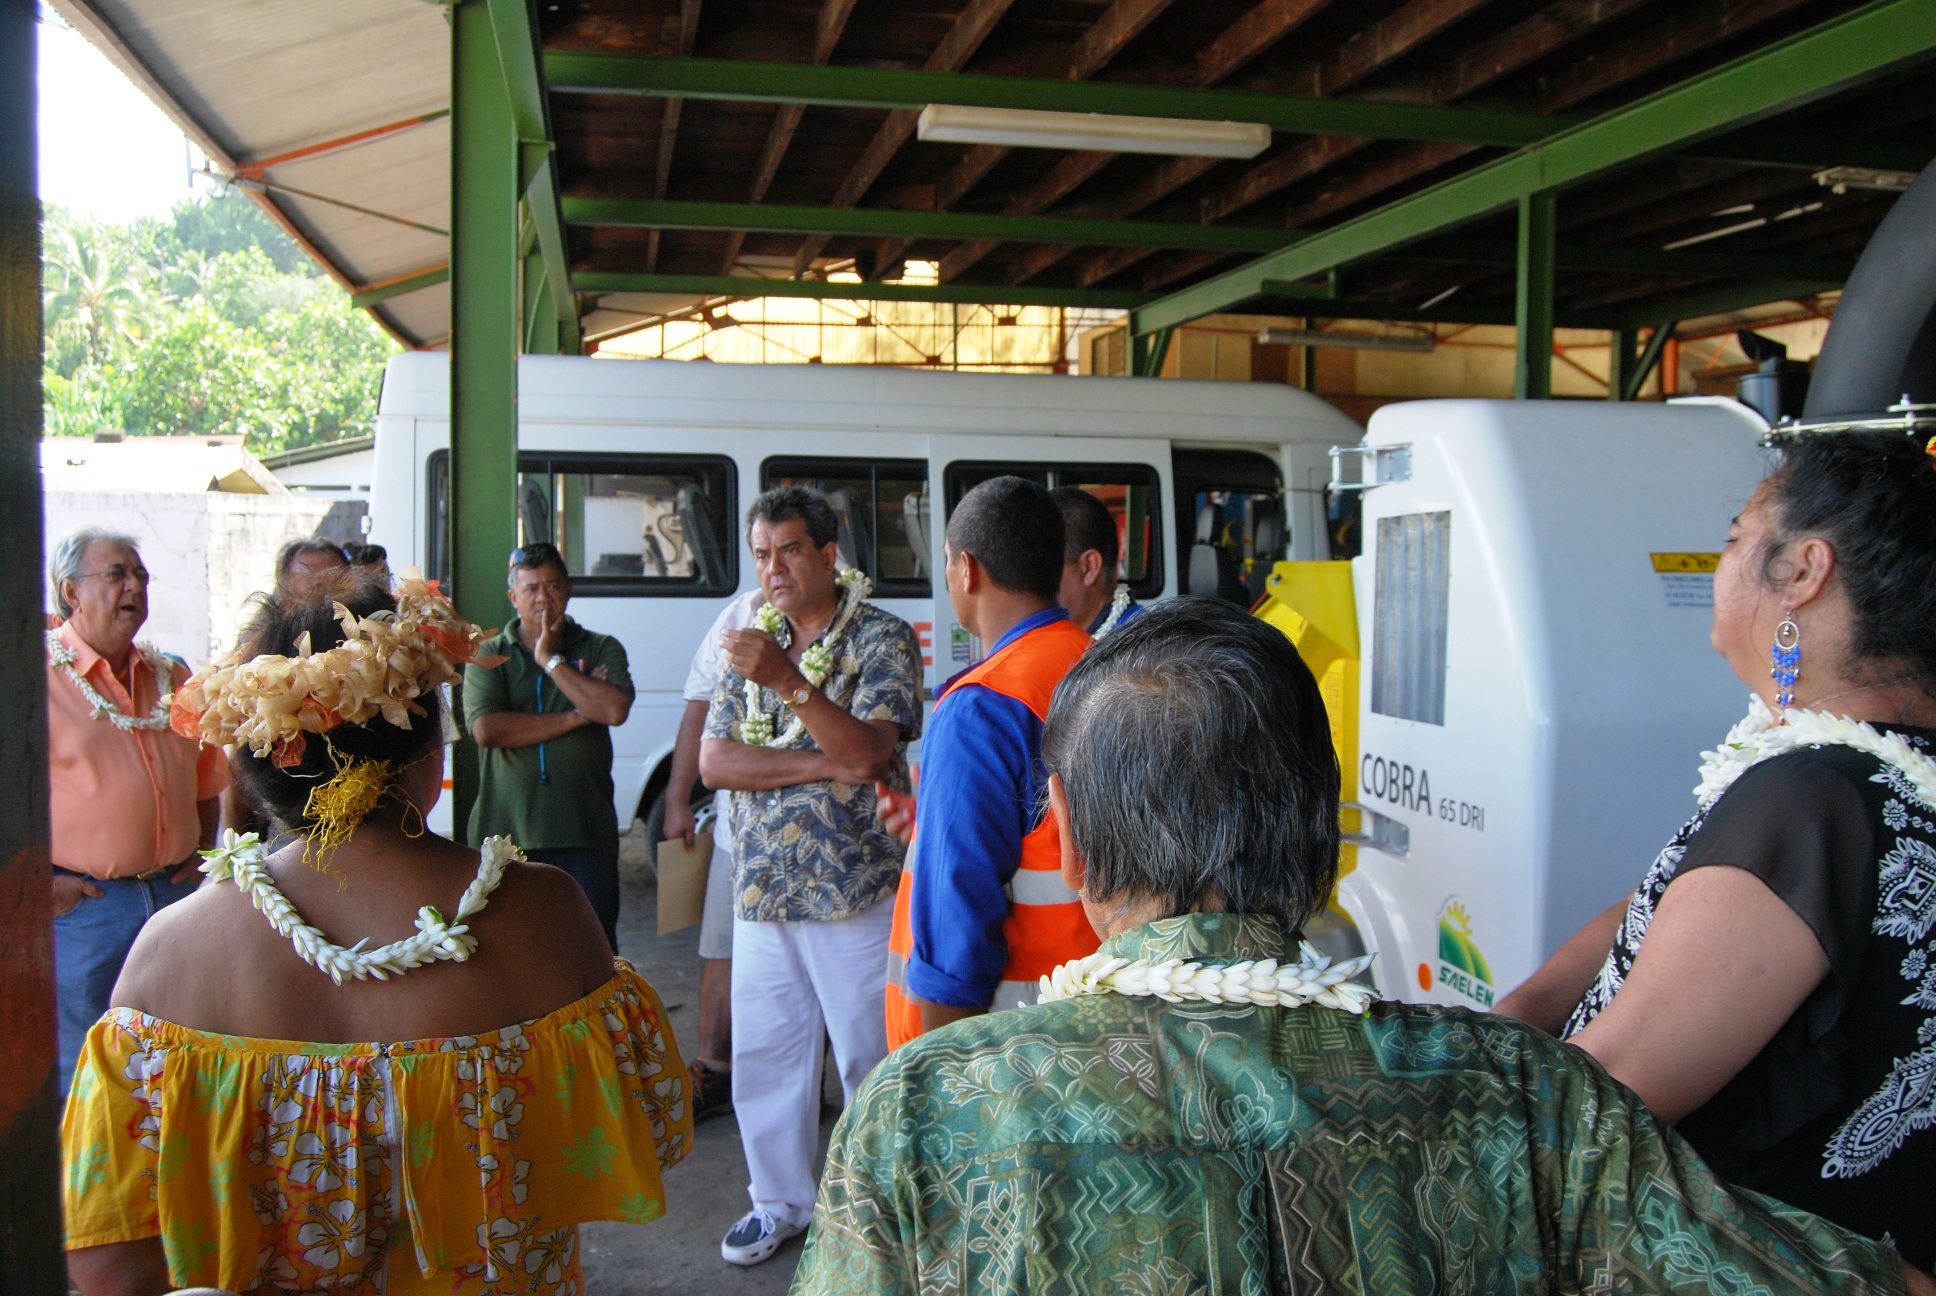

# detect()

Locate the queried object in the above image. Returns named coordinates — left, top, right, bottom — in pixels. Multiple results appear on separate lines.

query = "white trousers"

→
left=730, top=898, right=892, bottom=1224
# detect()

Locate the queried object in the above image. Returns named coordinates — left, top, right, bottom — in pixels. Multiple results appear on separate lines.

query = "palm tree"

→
left=162, top=248, right=217, bottom=304
left=44, top=220, right=149, bottom=365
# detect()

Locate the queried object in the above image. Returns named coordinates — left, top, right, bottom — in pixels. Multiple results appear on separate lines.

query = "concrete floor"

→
left=579, top=823, right=837, bottom=1295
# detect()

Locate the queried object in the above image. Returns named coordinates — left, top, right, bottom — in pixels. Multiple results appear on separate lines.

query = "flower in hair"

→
left=169, top=570, right=504, bottom=767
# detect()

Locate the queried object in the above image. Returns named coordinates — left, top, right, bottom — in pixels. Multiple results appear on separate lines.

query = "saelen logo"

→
left=1431, top=899, right=1495, bottom=1007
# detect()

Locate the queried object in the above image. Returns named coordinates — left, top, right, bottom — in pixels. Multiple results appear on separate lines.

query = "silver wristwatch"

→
left=543, top=653, right=565, bottom=674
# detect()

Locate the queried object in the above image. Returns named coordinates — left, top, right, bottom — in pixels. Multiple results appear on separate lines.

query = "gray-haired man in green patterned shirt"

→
left=791, top=597, right=1927, bottom=1296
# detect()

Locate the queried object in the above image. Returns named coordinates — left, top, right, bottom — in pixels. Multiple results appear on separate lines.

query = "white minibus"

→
left=366, top=352, right=1363, bottom=836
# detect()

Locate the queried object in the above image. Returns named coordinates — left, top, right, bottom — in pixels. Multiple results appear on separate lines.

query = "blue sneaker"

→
left=720, top=1209, right=803, bottom=1266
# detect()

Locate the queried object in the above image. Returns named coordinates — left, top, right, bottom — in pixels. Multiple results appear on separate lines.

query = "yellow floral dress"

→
left=62, top=962, right=690, bottom=1295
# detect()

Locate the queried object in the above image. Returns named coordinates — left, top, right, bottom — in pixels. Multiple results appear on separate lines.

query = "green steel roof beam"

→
left=542, top=53, right=1564, bottom=148
left=1395, top=241, right=1856, bottom=282
left=525, top=156, right=579, bottom=350
left=1624, top=324, right=1679, bottom=400
left=1603, top=279, right=1842, bottom=329
left=1133, top=328, right=1174, bottom=378
left=562, top=196, right=1296, bottom=253
left=1133, top=0, right=1936, bottom=336
left=1252, top=285, right=1608, bottom=326
left=350, top=265, right=451, bottom=309
left=1688, top=132, right=1935, bottom=173
left=486, top=0, right=578, bottom=350
left=574, top=272, right=1153, bottom=309
left=1254, top=283, right=1831, bottom=330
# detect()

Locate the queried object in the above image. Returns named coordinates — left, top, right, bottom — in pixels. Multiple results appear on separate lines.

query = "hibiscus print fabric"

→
left=61, top=963, right=689, bottom=1294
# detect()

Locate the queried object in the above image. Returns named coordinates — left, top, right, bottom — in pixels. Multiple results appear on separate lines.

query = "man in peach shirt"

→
left=47, top=529, right=227, bottom=1092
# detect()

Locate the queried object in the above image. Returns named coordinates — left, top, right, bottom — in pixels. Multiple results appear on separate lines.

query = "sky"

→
left=37, top=11, right=215, bottom=223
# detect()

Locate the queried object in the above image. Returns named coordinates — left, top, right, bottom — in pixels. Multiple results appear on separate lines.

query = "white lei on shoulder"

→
left=47, top=631, right=173, bottom=732
left=1695, top=695, right=1936, bottom=812
left=1038, top=941, right=1378, bottom=1014
left=1089, top=584, right=1133, bottom=640
left=200, top=830, right=520, bottom=984
left=735, top=569, right=871, bottom=748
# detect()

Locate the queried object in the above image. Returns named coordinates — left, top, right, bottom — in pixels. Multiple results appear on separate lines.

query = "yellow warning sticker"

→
left=1650, top=552, right=1721, bottom=573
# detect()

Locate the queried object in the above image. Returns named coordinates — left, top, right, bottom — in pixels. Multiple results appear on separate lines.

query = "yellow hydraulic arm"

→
left=1252, top=561, right=1361, bottom=878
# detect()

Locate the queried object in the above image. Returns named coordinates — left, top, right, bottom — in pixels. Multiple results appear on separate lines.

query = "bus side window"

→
left=424, top=450, right=737, bottom=597
left=1172, top=449, right=1286, bottom=606
left=760, top=457, right=930, bottom=598
left=942, top=462, right=1163, bottom=600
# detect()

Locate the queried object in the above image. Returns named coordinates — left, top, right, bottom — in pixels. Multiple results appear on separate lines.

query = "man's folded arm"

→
left=699, top=736, right=836, bottom=791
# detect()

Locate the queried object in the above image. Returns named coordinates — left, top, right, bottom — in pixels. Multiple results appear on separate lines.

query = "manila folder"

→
left=656, top=831, right=714, bottom=936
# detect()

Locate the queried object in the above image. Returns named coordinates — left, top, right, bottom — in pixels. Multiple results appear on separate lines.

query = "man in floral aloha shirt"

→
left=700, top=486, right=921, bottom=1267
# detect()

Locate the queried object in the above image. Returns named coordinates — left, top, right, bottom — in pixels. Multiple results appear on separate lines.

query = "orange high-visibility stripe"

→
left=887, top=617, right=1096, bottom=1052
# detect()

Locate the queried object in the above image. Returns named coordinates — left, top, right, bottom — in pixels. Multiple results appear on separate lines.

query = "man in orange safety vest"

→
left=883, top=476, right=1097, bottom=1049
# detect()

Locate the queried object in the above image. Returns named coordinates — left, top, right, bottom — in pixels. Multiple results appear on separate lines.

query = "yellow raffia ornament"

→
left=169, top=570, right=503, bottom=768
left=300, top=755, right=396, bottom=869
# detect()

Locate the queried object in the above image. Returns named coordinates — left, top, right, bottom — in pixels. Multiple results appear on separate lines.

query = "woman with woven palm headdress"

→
left=61, top=571, right=690, bottom=1296
left=1501, top=430, right=1936, bottom=1265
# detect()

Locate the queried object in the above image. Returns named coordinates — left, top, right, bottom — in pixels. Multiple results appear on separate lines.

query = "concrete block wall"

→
left=44, top=491, right=342, bottom=666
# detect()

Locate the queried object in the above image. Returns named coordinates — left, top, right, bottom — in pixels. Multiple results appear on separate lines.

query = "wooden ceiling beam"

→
left=789, top=0, right=1016, bottom=277
left=997, top=0, right=1340, bottom=288
left=1058, top=0, right=1508, bottom=288
left=917, top=0, right=1181, bottom=282
left=647, top=0, right=702, bottom=273
left=1202, top=0, right=1653, bottom=228
left=1128, top=0, right=1817, bottom=296
left=1547, top=0, right=1817, bottom=112
left=721, top=0, right=860, bottom=273
left=1575, top=167, right=1820, bottom=244
left=1192, top=0, right=1335, bottom=85
left=1133, top=0, right=1934, bottom=334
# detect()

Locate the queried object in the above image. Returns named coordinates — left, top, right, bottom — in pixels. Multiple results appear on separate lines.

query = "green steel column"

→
left=1624, top=322, right=1679, bottom=401
left=452, top=0, right=521, bottom=837
left=1133, top=327, right=1173, bottom=378
left=1515, top=190, right=1557, bottom=400
left=0, top=3, right=62, bottom=1289
left=1608, top=326, right=1638, bottom=401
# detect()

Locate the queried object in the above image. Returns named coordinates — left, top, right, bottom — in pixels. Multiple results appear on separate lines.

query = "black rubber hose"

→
left=1804, top=159, right=1936, bottom=419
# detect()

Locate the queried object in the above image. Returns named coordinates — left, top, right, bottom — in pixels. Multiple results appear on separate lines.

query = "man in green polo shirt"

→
left=465, top=542, right=635, bottom=948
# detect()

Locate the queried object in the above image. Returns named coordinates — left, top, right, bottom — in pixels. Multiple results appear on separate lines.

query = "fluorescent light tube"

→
left=1258, top=328, right=1435, bottom=353
left=917, top=104, right=1270, bottom=158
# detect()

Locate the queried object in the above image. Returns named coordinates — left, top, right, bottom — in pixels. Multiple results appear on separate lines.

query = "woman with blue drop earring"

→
left=1500, top=431, right=1936, bottom=1267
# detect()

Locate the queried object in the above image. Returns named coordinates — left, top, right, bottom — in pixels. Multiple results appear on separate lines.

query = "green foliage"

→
left=40, top=190, right=398, bottom=452
left=166, top=194, right=311, bottom=275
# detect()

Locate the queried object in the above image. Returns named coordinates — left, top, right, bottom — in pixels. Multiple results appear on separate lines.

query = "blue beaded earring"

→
left=1771, top=611, right=1801, bottom=712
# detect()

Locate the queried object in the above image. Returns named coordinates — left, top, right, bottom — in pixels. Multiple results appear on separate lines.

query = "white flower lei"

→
left=1695, top=695, right=1936, bottom=812
left=46, top=631, right=174, bottom=732
left=1038, top=941, right=1378, bottom=1014
left=200, top=829, right=519, bottom=984
left=1089, top=584, right=1134, bottom=640
left=735, top=569, right=872, bottom=748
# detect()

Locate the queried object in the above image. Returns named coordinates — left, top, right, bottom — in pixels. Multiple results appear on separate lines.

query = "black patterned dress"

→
left=1566, top=726, right=1936, bottom=1267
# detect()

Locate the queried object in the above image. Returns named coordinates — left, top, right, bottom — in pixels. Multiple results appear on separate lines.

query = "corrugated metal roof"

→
left=52, top=0, right=451, bottom=348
